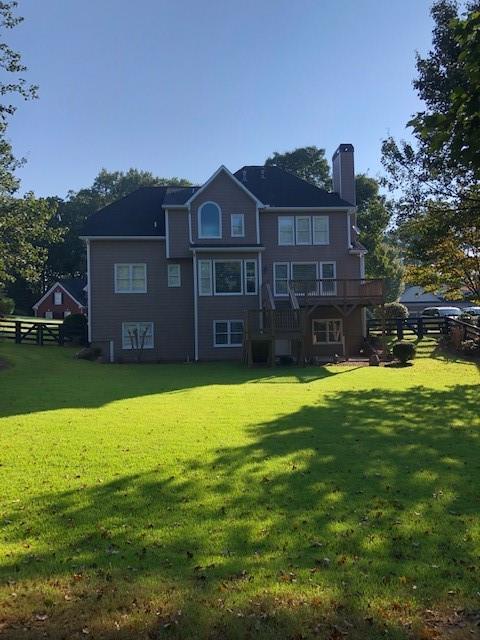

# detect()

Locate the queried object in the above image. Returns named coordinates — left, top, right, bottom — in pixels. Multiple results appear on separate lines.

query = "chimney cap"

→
left=332, top=143, right=354, bottom=159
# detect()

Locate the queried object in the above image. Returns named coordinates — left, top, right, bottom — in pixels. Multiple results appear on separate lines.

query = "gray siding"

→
left=167, top=209, right=190, bottom=258
left=90, top=240, right=194, bottom=362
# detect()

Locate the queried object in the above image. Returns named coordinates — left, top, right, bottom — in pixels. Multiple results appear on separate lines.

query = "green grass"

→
left=0, top=340, right=479, bottom=639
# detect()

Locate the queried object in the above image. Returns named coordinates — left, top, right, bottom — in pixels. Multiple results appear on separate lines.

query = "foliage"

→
left=355, top=175, right=404, bottom=301
left=0, top=194, right=60, bottom=287
left=392, top=340, right=416, bottom=364
left=265, top=146, right=331, bottom=189
left=459, top=339, right=480, bottom=356
left=62, top=312, right=87, bottom=333
left=382, top=0, right=480, bottom=302
left=0, top=294, right=14, bottom=314
left=75, top=346, right=101, bottom=361
left=375, top=301, right=409, bottom=320
left=0, top=340, right=478, bottom=637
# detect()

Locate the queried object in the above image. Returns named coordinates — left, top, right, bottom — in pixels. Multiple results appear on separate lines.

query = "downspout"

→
left=193, top=250, right=199, bottom=361
left=86, top=239, right=92, bottom=343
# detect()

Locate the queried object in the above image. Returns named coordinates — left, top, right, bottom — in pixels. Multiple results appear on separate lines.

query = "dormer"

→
left=187, top=166, right=263, bottom=246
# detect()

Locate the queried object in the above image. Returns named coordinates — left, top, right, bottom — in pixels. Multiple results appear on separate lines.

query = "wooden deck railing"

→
left=246, top=309, right=303, bottom=338
left=289, top=278, right=384, bottom=302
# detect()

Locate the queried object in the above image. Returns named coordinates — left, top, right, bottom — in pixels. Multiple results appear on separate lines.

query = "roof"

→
left=81, top=165, right=353, bottom=238
left=233, top=165, right=354, bottom=208
left=81, top=187, right=173, bottom=237
left=33, top=277, right=87, bottom=309
left=400, top=286, right=444, bottom=304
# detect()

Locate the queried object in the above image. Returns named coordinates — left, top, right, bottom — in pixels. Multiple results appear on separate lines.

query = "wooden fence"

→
left=0, top=317, right=86, bottom=346
left=367, top=316, right=480, bottom=341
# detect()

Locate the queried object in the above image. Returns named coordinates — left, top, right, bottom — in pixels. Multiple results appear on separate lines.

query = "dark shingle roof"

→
left=163, top=186, right=200, bottom=205
left=81, top=187, right=171, bottom=237
left=234, top=165, right=354, bottom=208
left=59, top=277, right=87, bottom=306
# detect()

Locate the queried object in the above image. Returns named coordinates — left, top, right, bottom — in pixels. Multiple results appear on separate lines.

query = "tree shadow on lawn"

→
left=0, top=343, right=356, bottom=419
left=1, top=383, right=479, bottom=638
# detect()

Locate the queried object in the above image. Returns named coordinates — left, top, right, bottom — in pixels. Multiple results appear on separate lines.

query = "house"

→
left=400, top=285, right=470, bottom=316
left=80, top=144, right=385, bottom=363
left=33, top=277, right=87, bottom=319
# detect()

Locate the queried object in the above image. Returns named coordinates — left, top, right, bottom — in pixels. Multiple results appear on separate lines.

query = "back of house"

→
left=81, top=144, right=384, bottom=363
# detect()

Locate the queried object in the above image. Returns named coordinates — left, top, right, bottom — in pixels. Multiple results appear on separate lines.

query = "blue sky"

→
left=7, top=0, right=434, bottom=197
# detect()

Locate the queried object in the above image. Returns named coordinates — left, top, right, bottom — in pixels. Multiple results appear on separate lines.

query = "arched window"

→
left=198, top=202, right=221, bottom=238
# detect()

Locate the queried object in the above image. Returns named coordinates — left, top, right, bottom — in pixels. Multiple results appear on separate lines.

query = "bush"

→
left=459, top=340, right=480, bottom=357
left=63, top=313, right=87, bottom=333
left=0, top=296, right=15, bottom=315
left=75, top=346, right=101, bottom=361
left=392, top=341, right=416, bottom=365
left=375, top=302, right=409, bottom=320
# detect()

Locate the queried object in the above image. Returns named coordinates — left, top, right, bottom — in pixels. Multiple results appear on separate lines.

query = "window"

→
left=115, top=264, right=147, bottom=293
left=319, top=262, right=336, bottom=295
left=291, top=263, right=317, bottom=294
left=122, top=322, right=154, bottom=350
left=213, top=320, right=244, bottom=347
left=312, top=319, right=343, bottom=344
left=231, top=213, right=245, bottom=237
left=296, top=216, right=312, bottom=245
left=214, top=261, right=242, bottom=295
left=274, top=262, right=289, bottom=296
left=167, top=264, right=181, bottom=287
left=54, top=291, right=62, bottom=305
left=278, top=216, right=294, bottom=245
left=45, top=311, right=53, bottom=319
left=198, top=260, right=212, bottom=295
left=198, top=202, right=221, bottom=238
left=244, top=260, right=257, bottom=294
left=313, top=216, right=329, bottom=244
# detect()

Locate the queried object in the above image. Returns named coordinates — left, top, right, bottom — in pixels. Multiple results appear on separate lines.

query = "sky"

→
left=6, top=0, right=434, bottom=198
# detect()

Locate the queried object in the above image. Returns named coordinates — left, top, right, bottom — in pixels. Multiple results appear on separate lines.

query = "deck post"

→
left=380, top=303, right=387, bottom=359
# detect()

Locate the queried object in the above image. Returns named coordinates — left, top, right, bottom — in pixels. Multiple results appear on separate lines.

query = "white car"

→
left=421, top=306, right=462, bottom=318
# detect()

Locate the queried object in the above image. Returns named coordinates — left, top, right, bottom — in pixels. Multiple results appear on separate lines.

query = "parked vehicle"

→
left=463, top=307, right=480, bottom=316
left=421, top=306, right=462, bottom=318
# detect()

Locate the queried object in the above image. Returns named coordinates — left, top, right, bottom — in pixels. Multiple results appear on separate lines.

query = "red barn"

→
left=33, top=278, right=87, bottom=319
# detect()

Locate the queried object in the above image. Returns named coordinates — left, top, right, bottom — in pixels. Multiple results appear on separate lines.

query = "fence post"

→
left=444, top=317, right=450, bottom=336
left=417, top=317, right=424, bottom=339
left=36, top=324, right=44, bottom=346
left=396, top=318, right=404, bottom=340
left=15, top=321, right=21, bottom=344
left=58, top=324, right=65, bottom=346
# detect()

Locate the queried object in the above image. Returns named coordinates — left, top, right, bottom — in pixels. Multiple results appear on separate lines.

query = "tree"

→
left=382, top=0, right=480, bottom=302
left=265, top=146, right=331, bottom=189
left=356, top=175, right=405, bottom=302
left=0, top=2, right=58, bottom=292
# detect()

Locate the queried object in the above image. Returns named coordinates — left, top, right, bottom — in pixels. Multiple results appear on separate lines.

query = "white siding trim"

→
left=193, top=251, right=199, bottom=361
left=185, top=165, right=263, bottom=206
left=165, top=210, right=170, bottom=258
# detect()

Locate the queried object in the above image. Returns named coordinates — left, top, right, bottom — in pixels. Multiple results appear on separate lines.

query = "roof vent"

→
left=242, top=169, right=247, bottom=182
left=260, top=167, right=266, bottom=179
left=153, top=221, right=157, bottom=228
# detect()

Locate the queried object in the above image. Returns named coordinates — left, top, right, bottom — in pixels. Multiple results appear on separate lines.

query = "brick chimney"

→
left=332, top=144, right=355, bottom=206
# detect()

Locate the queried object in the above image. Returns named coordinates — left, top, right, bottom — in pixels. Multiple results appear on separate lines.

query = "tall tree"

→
left=0, top=1, right=58, bottom=291
left=382, top=0, right=480, bottom=302
left=265, top=146, right=331, bottom=189
left=356, top=175, right=404, bottom=302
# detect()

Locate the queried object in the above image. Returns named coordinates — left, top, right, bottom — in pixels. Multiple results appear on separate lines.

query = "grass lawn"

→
left=0, top=340, right=479, bottom=639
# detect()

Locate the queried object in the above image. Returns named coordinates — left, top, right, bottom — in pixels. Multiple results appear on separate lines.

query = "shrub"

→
left=459, top=340, right=480, bottom=357
left=375, top=302, right=409, bottom=320
left=0, top=296, right=15, bottom=315
left=75, top=346, right=101, bottom=361
left=392, top=341, right=416, bottom=365
left=63, top=313, right=87, bottom=333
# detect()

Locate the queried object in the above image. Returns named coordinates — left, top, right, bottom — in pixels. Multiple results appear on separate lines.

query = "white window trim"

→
left=54, top=291, right=63, bottom=305
left=278, top=216, right=295, bottom=246
left=213, top=319, right=244, bottom=347
left=213, top=259, right=243, bottom=296
left=45, top=311, right=53, bottom=319
left=313, top=215, right=330, bottom=245
left=295, top=216, right=312, bottom=245
left=231, top=213, right=245, bottom=238
left=319, top=261, right=337, bottom=295
left=273, top=262, right=290, bottom=297
left=198, top=201, right=222, bottom=239
left=167, top=263, right=181, bottom=287
left=122, top=322, right=154, bottom=350
left=312, top=318, right=344, bottom=345
left=114, top=263, right=147, bottom=294
left=244, top=259, right=257, bottom=295
left=198, top=259, right=213, bottom=296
